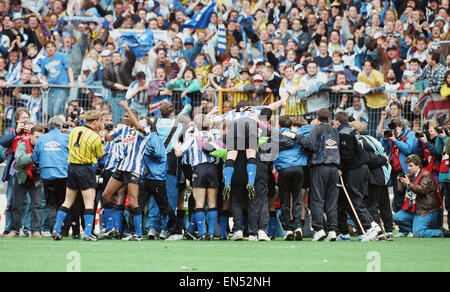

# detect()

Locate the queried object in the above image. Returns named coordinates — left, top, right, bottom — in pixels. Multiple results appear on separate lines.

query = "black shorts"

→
left=191, top=163, right=219, bottom=188
left=67, top=164, right=96, bottom=191
left=226, top=117, right=258, bottom=151
left=112, top=170, right=141, bottom=184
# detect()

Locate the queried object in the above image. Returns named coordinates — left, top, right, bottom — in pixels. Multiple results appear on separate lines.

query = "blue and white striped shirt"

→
left=110, top=125, right=150, bottom=175
left=181, top=128, right=218, bottom=167
left=103, top=138, right=124, bottom=172
left=20, top=94, right=42, bottom=123
left=221, top=106, right=265, bottom=122
left=126, top=80, right=148, bottom=105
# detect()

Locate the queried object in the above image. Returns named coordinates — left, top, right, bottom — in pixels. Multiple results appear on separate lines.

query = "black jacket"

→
left=102, top=49, right=136, bottom=92
left=362, top=137, right=389, bottom=186
left=338, top=124, right=369, bottom=171
left=304, top=123, right=340, bottom=167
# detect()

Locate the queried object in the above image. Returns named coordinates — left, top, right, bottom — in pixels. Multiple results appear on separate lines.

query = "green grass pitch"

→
left=0, top=237, right=449, bottom=272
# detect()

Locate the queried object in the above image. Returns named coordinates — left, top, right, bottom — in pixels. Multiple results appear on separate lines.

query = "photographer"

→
left=393, top=154, right=443, bottom=238
left=31, top=117, right=69, bottom=233
left=381, top=118, right=417, bottom=224
left=412, top=120, right=442, bottom=184
left=6, top=126, right=45, bottom=238
left=0, top=108, right=32, bottom=236
left=435, top=119, right=450, bottom=234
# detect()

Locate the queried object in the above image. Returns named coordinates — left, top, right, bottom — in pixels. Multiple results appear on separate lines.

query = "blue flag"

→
left=117, top=29, right=154, bottom=59
left=180, top=1, right=216, bottom=30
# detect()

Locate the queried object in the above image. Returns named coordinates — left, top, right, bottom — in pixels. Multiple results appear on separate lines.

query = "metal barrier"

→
left=0, top=83, right=436, bottom=136
left=218, top=89, right=274, bottom=114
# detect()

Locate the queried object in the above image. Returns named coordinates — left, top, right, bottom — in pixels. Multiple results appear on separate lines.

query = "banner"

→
left=114, top=29, right=154, bottom=59
left=416, top=93, right=450, bottom=126
left=151, top=29, right=172, bottom=45
left=180, top=1, right=216, bottom=30
left=55, top=16, right=112, bottom=34
left=22, top=0, right=48, bottom=13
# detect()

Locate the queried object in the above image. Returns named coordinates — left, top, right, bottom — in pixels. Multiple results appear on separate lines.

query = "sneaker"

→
left=97, top=227, right=116, bottom=240
left=294, top=228, right=303, bottom=241
left=51, top=230, right=63, bottom=240
left=371, top=222, right=382, bottom=235
left=365, top=228, right=378, bottom=241
left=32, top=232, right=43, bottom=239
left=128, top=235, right=143, bottom=241
left=312, top=230, right=326, bottom=242
left=147, top=229, right=157, bottom=240
left=159, top=230, right=169, bottom=240
left=358, top=235, right=369, bottom=242
left=5, top=231, right=19, bottom=238
left=407, top=232, right=414, bottom=238
left=219, top=235, right=228, bottom=241
left=247, top=184, right=256, bottom=200
left=41, top=231, right=52, bottom=237
left=336, top=233, right=351, bottom=241
left=197, top=234, right=209, bottom=241
left=167, top=234, right=184, bottom=241
left=222, top=185, right=231, bottom=201
left=385, top=232, right=394, bottom=241
left=19, top=229, right=31, bottom=238
left=121, top=234, right=133, bottom=241
left=2, top=230, right=10, bottom=237
left=377, top=233, right=386, bottom=241
left=207, top=235, right=214, bottom=241
left=248, top=235, right=258, bottom=241
left=184, top=231, right=197, bottom=240
left=394, top=232, right=408, bottom=238
left=83, top=234, right=97, bottom=242
left=72, top=234, right=81, bottom=240
left=325, top=231, right=337, bottom=242
left=258, top=230, right=271, bottom=241
left=442, top=229, right=450, bottom=238
left=284, top=230, right=294, bottom=241
left=230, top=230, right=243, bottom=241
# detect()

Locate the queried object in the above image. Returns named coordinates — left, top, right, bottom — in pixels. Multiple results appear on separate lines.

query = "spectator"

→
left=102, top=44, right=136, bottom=124
left=125, top=71, right=149, bottom=118
left=414, top=52, right=447, bottom=95
left=393, top=154, right=444, bottom=238
left=298, top=60, right=329, bottom=117
left=358, top=59, right=387, bottom=137
left=41, top=41, right=74, bottom=118
left=167, top=67, right=202, bottom=109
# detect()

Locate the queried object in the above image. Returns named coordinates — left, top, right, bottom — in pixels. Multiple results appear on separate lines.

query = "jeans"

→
left=40, top=185, right=50, bottom=232
left=147, top=174, right=178, bottom=231
left=393, top=210, right=443, bottom=237
left=48, top=88, right=69, bottom=118
left=10, top=177, right=42, bottom=233
left=110, top=92, right=126, bottom=124
left=129, top=101, right=148, bottom=119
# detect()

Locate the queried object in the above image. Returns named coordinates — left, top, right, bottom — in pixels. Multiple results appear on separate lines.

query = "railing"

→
left=1, top=83, right=443, bottom=136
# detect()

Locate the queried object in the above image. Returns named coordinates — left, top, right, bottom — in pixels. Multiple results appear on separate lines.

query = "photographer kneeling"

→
left=393, top=154, right=443, bottom=238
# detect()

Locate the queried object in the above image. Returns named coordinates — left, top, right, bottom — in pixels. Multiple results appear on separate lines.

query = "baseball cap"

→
left=294, top=64, right=304, bottom=71
left=48, top=116, right=64, bottom=128
left=373, top=32, right=386, bottom=39
left=239, top=67, right=250, bottom=74
left=100, top=49, right=112, bottom=57
left=387, top=45, right=397, bottom=51
left=253, top=74, right=263, bottom=82
left=62, top=32, right=73, bottom=39
left=184, top=37, right=195, bottom=45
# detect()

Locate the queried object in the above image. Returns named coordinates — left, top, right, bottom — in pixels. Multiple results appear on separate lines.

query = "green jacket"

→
left=15, top=141, right=40, bottom=187
left=167, top=78, right=202, bottom=93
left=435, top=136, right=450, bottom=182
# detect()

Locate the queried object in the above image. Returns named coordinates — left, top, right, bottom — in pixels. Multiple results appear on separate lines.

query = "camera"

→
left=62, top=122, right=70, bottom=129
left=398, top=172, right=407, bottom=178
left=437, top=127, right=449, bottom=135
left=31, top=165, right=40, bottom=178
left=105, top=123, right=114, bottom=131
left=415, top=131, right=427, bottom=139
left=70, top=110, right=79, bottom=121
left=384, top=130, right=393, bottom=139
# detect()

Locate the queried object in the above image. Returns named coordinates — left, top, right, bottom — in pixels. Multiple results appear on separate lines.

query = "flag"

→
left=180, top=1, right=216, bottom=30
left=22, top=0, right=48, bottom=13
left=115, top=29, right=154, bottom=59
left=217, top=23, right=227, bottom=54
left=416, top=93, right=450, bottom=126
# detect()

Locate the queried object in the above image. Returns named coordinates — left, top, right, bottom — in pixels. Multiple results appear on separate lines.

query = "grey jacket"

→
left=58, top=33, right=88, bottom=77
